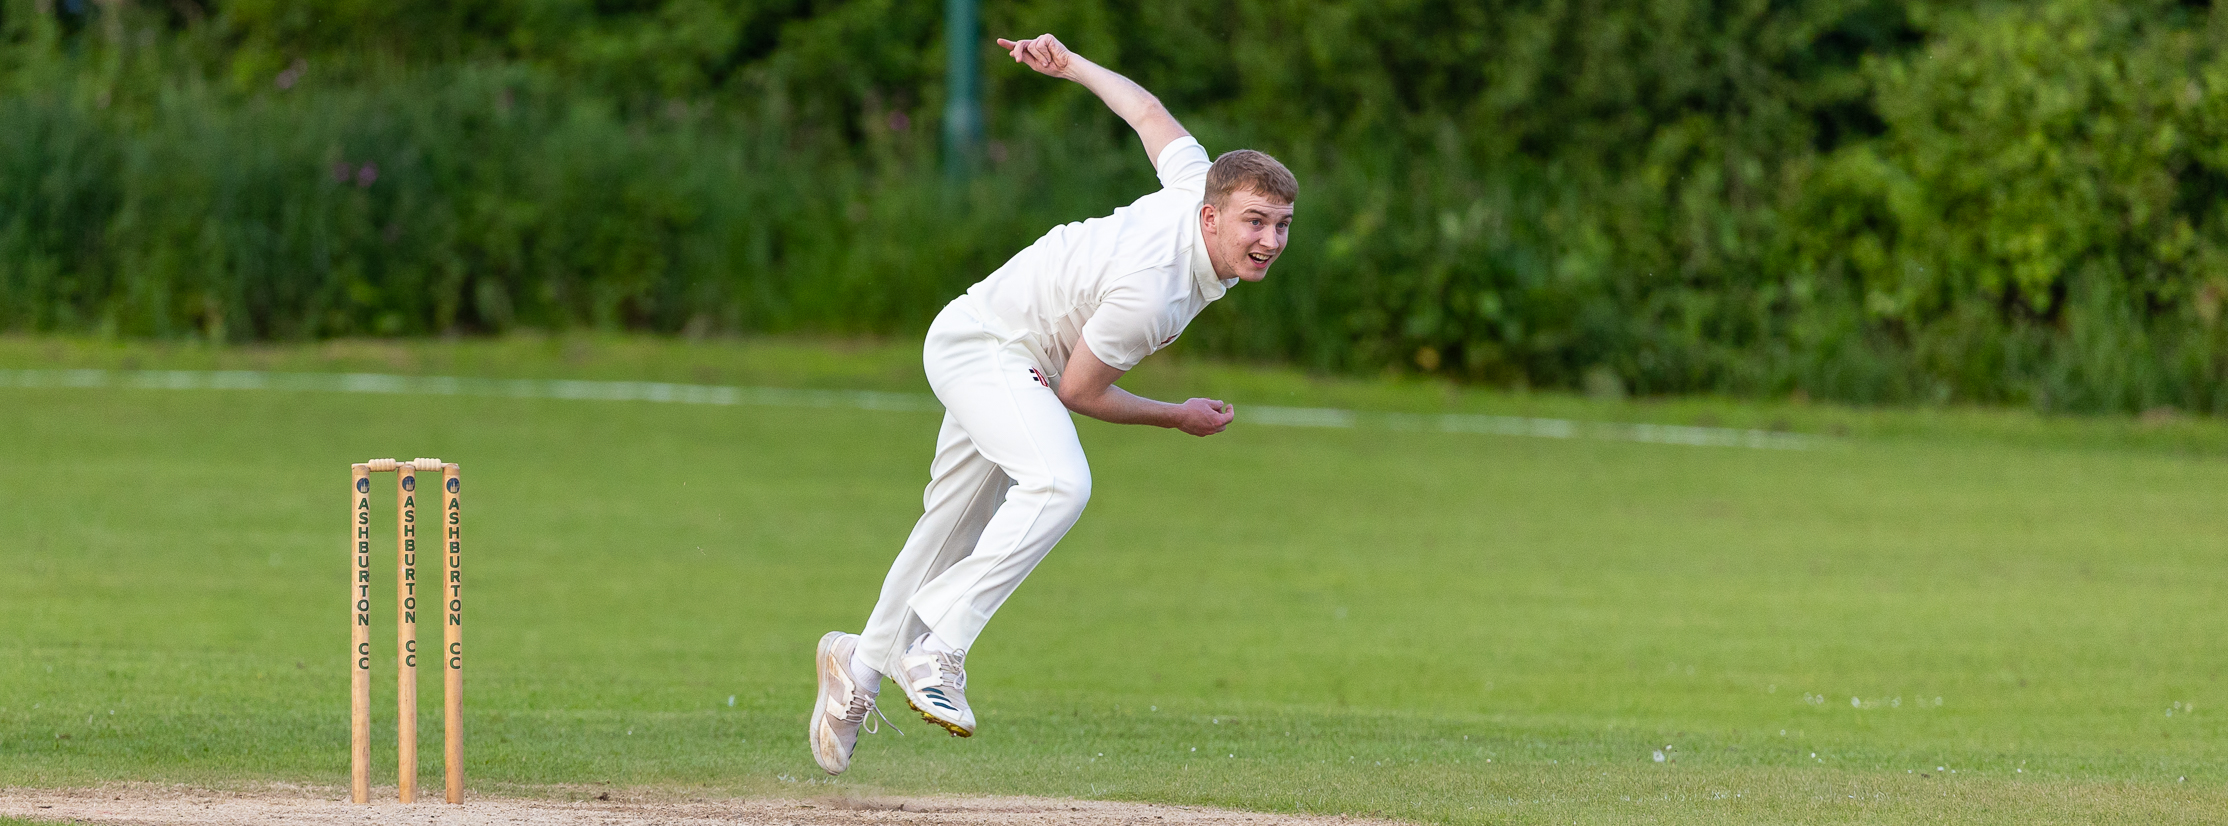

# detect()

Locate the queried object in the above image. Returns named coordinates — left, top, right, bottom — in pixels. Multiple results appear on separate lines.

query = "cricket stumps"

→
left=351, top=458, right=462, bottom=804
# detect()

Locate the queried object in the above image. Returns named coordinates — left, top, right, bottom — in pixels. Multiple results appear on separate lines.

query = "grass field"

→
left=1, top=334, right=2224, bottom=824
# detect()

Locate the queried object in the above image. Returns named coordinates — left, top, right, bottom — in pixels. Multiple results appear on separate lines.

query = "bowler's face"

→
left=1203, top=192, right=1293, bottom=282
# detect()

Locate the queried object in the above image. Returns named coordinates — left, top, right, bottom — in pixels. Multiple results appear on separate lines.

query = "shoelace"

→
left=936, top=649, right=967, bottom=693
left=842, top=691, right=902, bottom=736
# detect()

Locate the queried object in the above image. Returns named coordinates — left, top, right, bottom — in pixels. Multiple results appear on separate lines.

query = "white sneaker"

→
left=897, top=633, right=975, bottom=737
left=808, top=631, right=886, bottom=775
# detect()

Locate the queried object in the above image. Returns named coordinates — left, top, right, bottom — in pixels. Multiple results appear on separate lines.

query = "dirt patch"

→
left=0, top=786, right=1398, bottom=825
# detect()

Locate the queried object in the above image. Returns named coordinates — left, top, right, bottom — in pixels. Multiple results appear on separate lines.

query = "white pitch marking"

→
left=0, top=368, right=1822, bottom=450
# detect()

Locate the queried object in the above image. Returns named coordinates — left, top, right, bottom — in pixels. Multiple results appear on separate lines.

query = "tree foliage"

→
left=5, top=0, right=2228, bottom=412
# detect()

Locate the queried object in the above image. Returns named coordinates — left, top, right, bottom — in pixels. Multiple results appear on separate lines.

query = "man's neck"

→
left=1196, top=213, right=1231, bottom=281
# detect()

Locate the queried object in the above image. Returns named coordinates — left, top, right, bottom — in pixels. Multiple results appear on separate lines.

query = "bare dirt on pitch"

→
left=0, top=787, right=1402, bottom=825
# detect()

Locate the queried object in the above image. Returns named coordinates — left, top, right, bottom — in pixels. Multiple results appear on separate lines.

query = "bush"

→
left=5, top=0, right=2228, bottom=413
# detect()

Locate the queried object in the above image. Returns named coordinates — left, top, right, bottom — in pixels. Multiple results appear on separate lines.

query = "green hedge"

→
left=5, top=0, right=2228, bottom=413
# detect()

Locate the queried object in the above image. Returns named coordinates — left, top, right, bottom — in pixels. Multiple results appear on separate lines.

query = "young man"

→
left=808, top=33, right=1298, bottom=775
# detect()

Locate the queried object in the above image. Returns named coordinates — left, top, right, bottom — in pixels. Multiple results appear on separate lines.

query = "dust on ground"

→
left=0, top=786, right=1400, bottom=825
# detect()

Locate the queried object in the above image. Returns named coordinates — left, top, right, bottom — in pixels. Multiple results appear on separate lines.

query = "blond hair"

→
left=1206, top=149, right=1297, bottom=207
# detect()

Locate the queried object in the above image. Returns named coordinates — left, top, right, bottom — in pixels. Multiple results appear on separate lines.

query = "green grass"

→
left=1, top=334, right=2224, bottom=823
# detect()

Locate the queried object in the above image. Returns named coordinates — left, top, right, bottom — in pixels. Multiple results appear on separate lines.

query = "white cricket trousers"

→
left=855, top=295, right=1092, bottom=674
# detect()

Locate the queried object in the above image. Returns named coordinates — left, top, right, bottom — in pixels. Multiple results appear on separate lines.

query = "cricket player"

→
left=808, top=33, right=1297, bottom=775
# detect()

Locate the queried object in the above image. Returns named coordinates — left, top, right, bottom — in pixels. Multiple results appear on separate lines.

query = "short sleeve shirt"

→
left=964, top=137, right=1233, bottom=376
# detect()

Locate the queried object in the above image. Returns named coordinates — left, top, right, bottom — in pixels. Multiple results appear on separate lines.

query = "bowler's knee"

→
left=1025, top=462, right=1092, bottom=517
left=1057, top=467, right=1092, bottom=511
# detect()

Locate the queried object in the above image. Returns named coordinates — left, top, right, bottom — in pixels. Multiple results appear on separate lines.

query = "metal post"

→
left=942, top=0, right=980, bottom=183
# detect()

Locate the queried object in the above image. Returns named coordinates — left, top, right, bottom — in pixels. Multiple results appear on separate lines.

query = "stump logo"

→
left=357, top=477, right=370, bottom=493
left=402, top=476, right=416, bottom=492
left=446, top=477, right=460, bottom=494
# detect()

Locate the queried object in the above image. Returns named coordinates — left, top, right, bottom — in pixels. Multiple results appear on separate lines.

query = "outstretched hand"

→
left=996, top=34, right=1077, bottom=79
left=993, top=32, right=1189, bottom=184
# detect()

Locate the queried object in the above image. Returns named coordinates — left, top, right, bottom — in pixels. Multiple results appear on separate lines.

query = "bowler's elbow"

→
left=1055, top=383, right=1089, bottom=413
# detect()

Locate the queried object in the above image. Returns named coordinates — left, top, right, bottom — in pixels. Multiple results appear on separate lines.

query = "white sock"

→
left=920, top=631, right=961, bottom=655
left=847, top=651, right=881, bottom=695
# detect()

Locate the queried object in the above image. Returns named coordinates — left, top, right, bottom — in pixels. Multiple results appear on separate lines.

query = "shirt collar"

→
left=1191, top=204, right=1236, bottom=300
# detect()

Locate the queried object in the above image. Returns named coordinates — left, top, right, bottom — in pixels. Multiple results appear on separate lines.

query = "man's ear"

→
left=1199, top=201, right=1218, bottom=235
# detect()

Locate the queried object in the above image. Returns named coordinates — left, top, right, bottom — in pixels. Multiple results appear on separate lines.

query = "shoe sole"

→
left=904, top=696, right=973, bottom=738
left=808, top=631, right=848, bottom=774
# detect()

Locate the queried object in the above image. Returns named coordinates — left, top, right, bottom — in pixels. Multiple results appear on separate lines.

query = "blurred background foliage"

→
left=5, top=0, right=2228, bottom=412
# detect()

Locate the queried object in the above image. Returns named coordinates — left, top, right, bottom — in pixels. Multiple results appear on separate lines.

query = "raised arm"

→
left=996, top=34, right=1190, bottom=169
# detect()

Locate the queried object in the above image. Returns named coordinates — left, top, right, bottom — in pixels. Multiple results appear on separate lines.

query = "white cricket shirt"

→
left=964, top=136, right=1234, bottom=377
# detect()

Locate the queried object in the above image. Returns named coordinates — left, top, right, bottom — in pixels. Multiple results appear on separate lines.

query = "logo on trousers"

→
left=1028, top=367, right=1051, bottom=388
